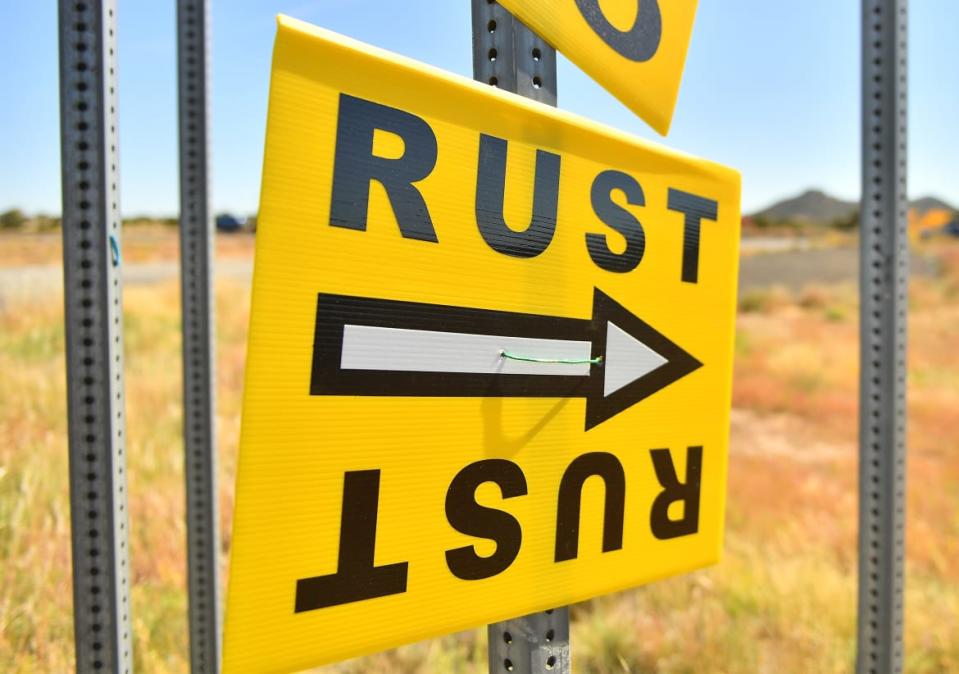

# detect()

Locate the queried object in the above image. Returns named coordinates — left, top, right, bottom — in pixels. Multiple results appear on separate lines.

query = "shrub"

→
left=0, top=209, right=27, bottom=230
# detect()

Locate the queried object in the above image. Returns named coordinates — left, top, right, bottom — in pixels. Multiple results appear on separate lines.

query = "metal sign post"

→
left=177, top=1, right=221, bottom=672
left=471, top=3, right=570, bottom=673
left=58, top=1, right=133, bottom=672
left=857, top=1, right=908, bottom=673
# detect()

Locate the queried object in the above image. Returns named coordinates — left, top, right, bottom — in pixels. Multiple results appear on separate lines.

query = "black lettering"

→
left=649, top=446, right=703, bottom=539
left=294, top=470, right=408, bottom=612
left=575, top=0, right=662, bottom=62
left=445, top=459, right=528, bottom=580
left=586, top=170, right=647, bottom=273
left=329, top=93, right=438, bottom=242
left=555, top=452, right=626, bottom=562
left=475, top=134, right=561, bottom=258
left=667, top=188, right=719, bottom=284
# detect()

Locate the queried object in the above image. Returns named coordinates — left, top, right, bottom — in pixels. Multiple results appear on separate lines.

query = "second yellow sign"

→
left=498, top=0, right=699, bottom=134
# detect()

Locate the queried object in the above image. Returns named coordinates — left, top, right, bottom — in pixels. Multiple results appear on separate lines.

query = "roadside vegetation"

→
left=1, top=242, right=958, bottom=672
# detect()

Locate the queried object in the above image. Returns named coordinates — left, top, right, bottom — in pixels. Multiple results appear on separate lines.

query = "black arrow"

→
left=310, top=288, right=702, bottom=430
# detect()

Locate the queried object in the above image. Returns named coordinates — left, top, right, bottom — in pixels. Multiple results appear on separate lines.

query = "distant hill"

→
left=910, top=196, right=957, bottom=216
left=752, top=189, right=957, bottom=226
left=752, top=189, right=856, bottom=225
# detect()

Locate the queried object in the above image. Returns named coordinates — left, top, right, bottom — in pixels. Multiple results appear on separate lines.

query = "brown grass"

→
left=2, top=241, right=958, bottom=672
left=0, top=226, right=254, bottom=268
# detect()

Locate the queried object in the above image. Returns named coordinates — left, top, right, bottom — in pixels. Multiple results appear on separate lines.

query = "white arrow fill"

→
left=341, top=325, right=593, bottom=376
left=603, top=321, right=668, bottom=397
left=311, top=290, right=701, bottom=428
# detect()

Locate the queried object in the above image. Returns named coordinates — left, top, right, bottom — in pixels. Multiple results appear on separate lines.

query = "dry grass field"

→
left=0, top=226, right=255, bottom=267
left=1, top=238, right=958, bottom=672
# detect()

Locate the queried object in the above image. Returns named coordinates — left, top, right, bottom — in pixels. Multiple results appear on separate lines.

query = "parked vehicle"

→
left=215, top=213, right=245, bottom=233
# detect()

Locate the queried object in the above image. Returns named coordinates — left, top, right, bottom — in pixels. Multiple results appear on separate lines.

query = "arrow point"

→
left=585, top=289, right=702, bottom=430
left=603, top=321, right=668, bottom=396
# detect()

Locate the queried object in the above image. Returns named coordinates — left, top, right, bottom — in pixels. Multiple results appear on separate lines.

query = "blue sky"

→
left=1, top=1, right=956, bottom=216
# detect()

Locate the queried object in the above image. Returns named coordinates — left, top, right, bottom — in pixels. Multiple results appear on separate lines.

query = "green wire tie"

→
left=500, top=350, right=603, bottom=366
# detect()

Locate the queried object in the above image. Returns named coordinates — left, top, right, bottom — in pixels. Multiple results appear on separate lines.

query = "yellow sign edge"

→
left=273, top=14, right=736, bottom=185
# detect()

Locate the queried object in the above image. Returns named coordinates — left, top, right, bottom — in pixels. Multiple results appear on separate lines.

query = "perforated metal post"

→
left=58, top=1, right=133, bottom=672
left=471, top=0, right=557, bottom=105
left=858, top=1, right=908, bottom=673
left=488, top=609, right=570, bottom=674
left=177, top=1, right=222, bottom=672
left=471, top=3, right=569, bottom=673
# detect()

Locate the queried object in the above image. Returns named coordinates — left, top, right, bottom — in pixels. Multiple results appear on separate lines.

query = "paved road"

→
left=736, top=245, right=937, bottom=297
left=0, top=246, right=938, bottom=305
left=0, top=259, right=253, bottom=305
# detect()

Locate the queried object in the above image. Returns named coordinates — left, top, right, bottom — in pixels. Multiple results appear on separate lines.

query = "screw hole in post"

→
left=546, top=655, right=557, bottom=670
left=489, top=76, right=498, bottom=87
left=488, top=20, right=496, bottom=33
left=532, top=47, right=542, bottom=61
left=532, top=76, right=542, bottom=89
left=503, top=632, right=512, bottom=645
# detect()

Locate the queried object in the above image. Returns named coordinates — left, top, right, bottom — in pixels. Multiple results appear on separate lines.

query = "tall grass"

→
left=2, top=242, right=959, bottom=672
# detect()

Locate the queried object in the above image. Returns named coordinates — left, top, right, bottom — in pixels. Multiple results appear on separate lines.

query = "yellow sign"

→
left=497, top=0, right=699, bottom=135
left=224, top=15, right=740, bottom=673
